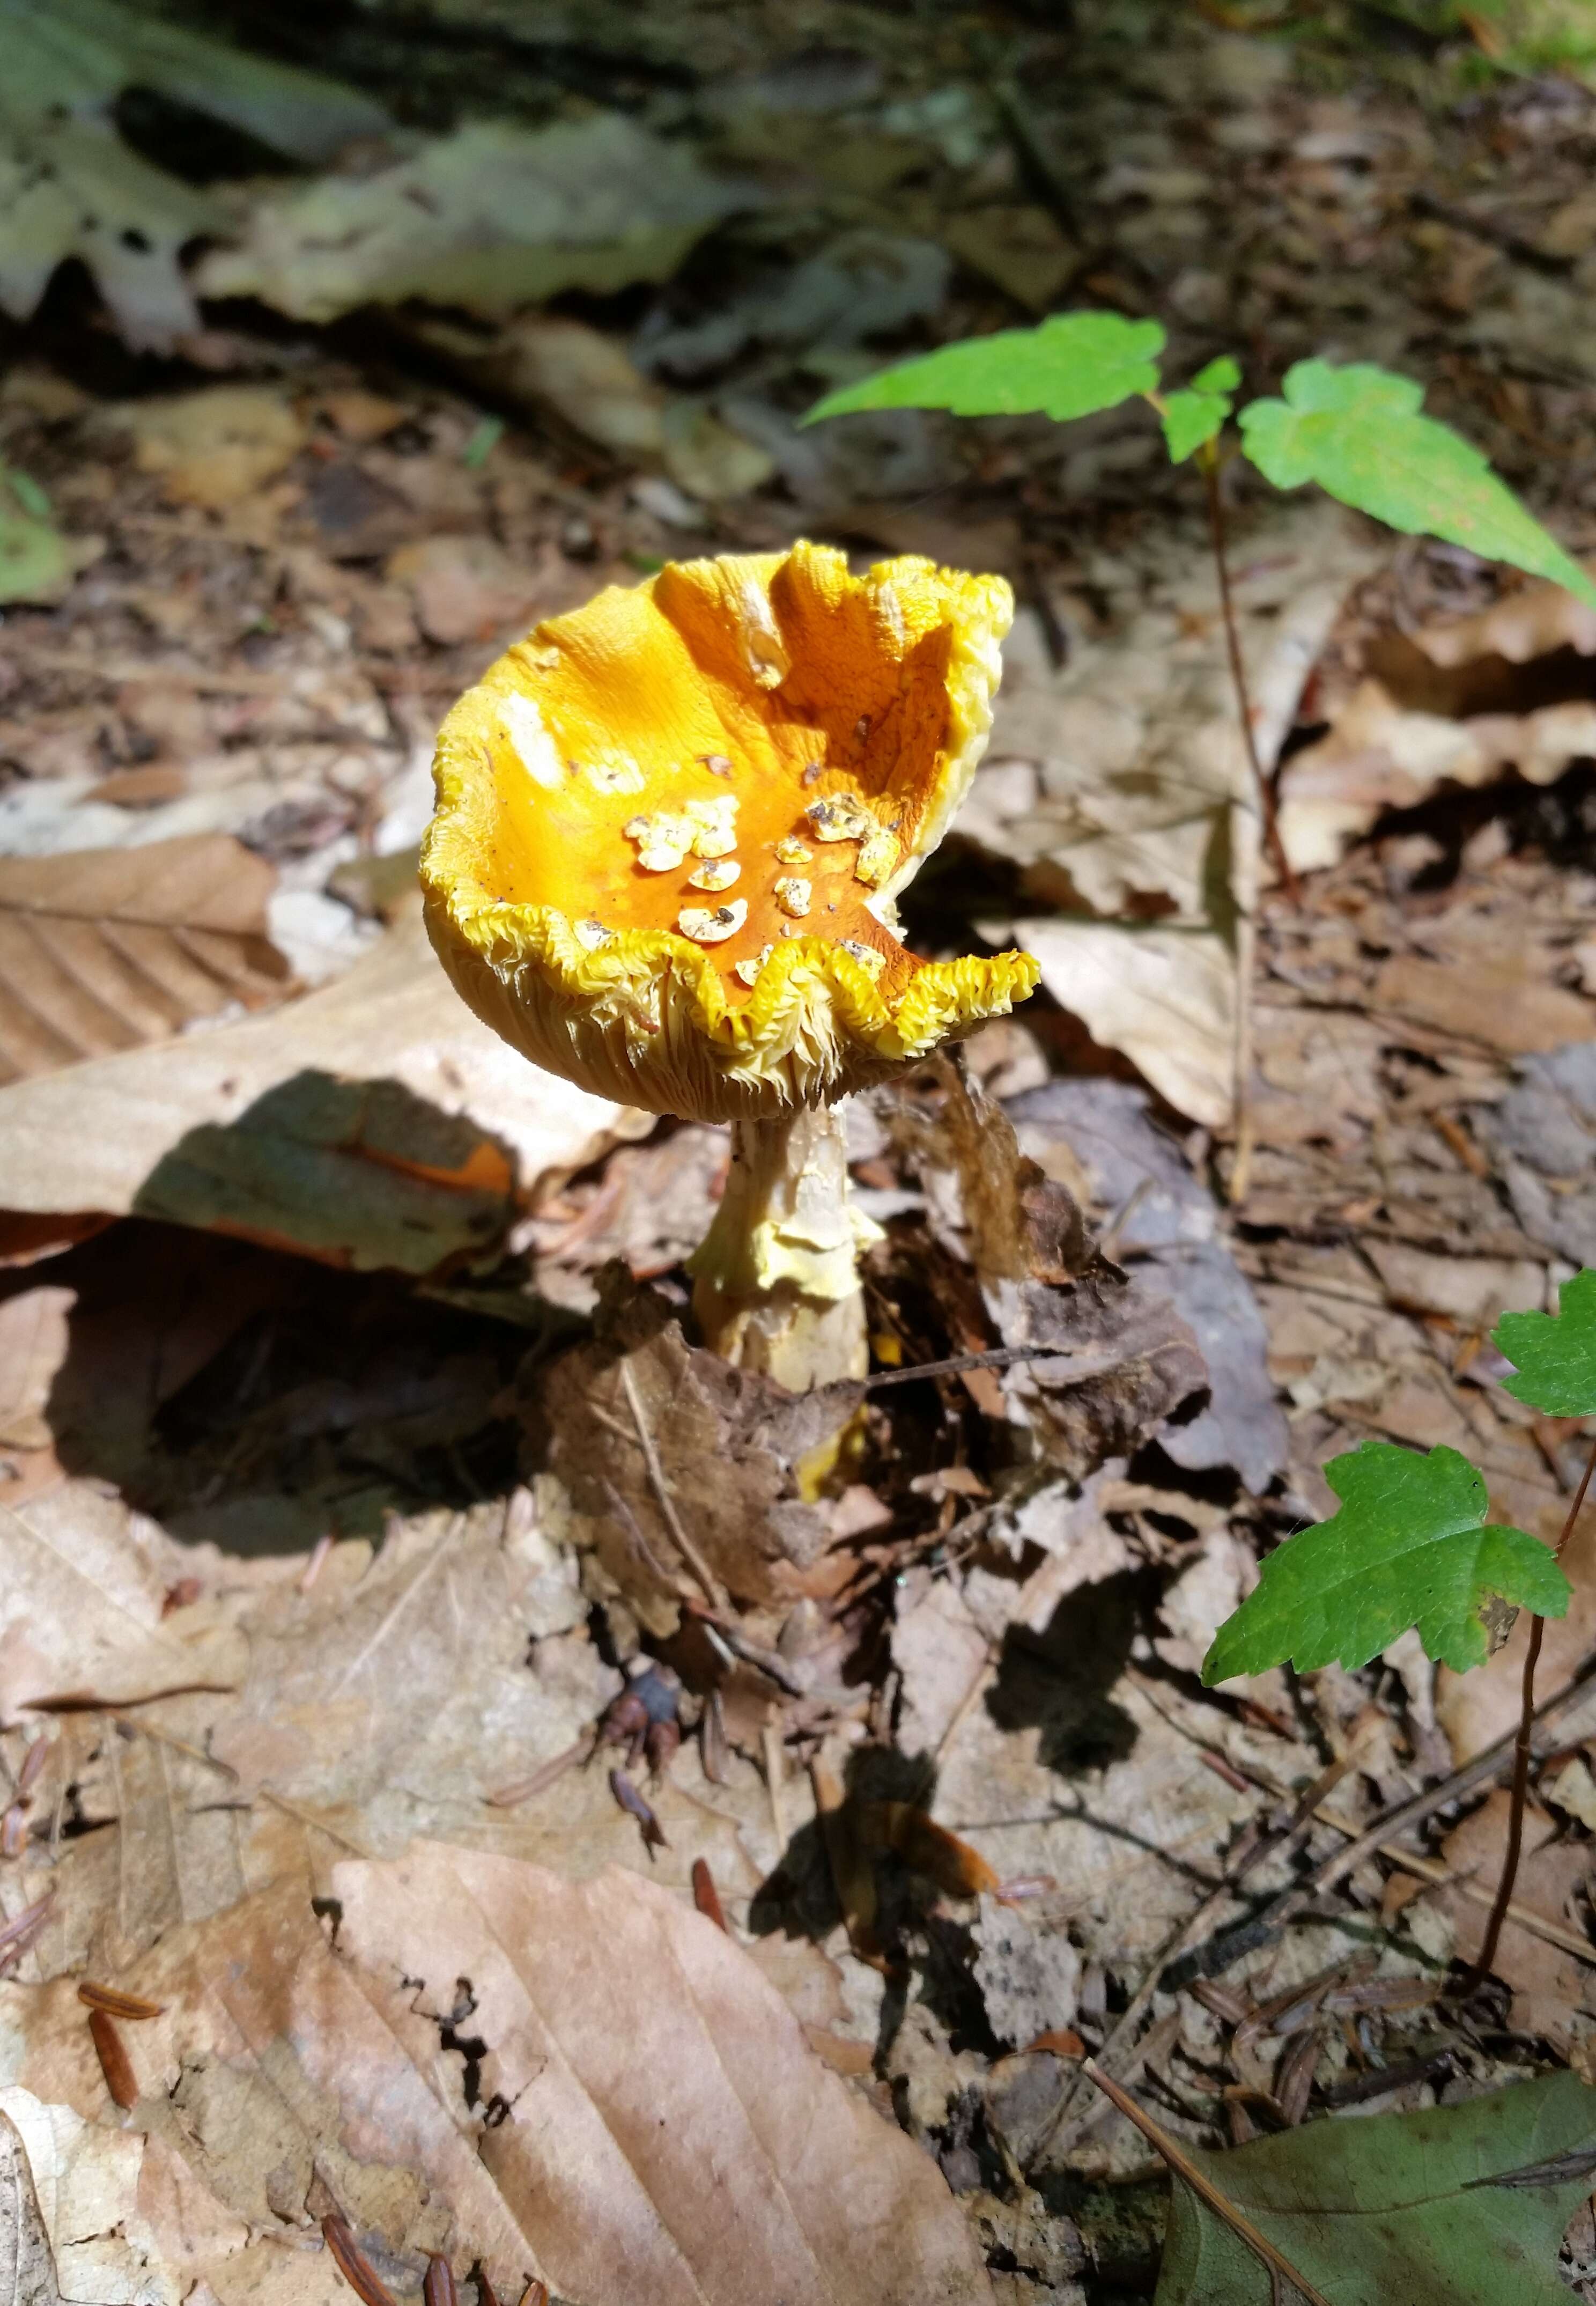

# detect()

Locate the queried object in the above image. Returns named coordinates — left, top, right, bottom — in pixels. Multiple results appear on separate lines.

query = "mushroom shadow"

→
left=983, top=1568, right=1147, bottom=1777
left=11, top=1071, right=540, bottom=1555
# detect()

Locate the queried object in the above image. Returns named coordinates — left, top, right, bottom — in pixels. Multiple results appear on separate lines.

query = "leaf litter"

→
left=6, top=3, right=1596, bottom=2301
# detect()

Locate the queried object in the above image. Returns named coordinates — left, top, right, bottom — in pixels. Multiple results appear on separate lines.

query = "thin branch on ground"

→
left=1040, top=1645, right=1596, bottom=2157
left=1077, top=2057, right=1334, bottom=2306
left=1461, top=1432, right=1596, bottom=1994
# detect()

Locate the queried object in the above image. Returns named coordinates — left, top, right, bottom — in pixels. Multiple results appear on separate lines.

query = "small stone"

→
left=699, top=753, right=734, bottom=779
left=678, top=899, right=748, bottom=945
left=774, top=876, right=812, bottom=918
left=801, top=760, right=825, bottom=787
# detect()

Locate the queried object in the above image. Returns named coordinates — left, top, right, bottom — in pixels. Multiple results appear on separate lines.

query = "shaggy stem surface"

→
left=689, top=1103, right=876, bottom=1390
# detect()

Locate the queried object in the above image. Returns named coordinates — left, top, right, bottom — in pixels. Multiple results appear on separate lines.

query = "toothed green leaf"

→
left=1494, top=1267, right=1596, bottom=1417
left=803, top=311, right=1166, bottom=425
left=1239, top=359, right=1596, bottom=606
left=1161, top=356, right=1241, bottom=464
left=1202, top=1440, right=1569, bottom=1682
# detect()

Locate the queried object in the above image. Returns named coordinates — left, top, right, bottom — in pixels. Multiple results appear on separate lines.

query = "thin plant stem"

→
left=1462, top=1431, right=1596, bottom=1994
left=1201, top=448, right=1301, bottom=905
left=1077, top=2057, right=1334, bottom=2306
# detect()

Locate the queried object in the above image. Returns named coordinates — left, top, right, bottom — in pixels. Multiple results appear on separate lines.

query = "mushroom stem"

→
left=688, top=1103, right=878, bottom=1389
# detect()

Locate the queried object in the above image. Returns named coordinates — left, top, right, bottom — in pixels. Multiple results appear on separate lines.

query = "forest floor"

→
left=6, top=4, right=1596, bottom=2302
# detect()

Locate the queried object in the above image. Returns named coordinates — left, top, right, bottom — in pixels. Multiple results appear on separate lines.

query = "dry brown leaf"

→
left=535, top=1273, right=849, bottom=1627
left=940, top=206, right=1079, bottom=311
left=386, top=534, right=553, bottom=648
left=966, top=502, right=1384, bottom=1124
left=337, top=1849, right=992, bottom=2304
left=1372, top=951, right=1596, bottom=1055
left=0, top=1283, right=72, bottom=1450
left=1, top=1858, right=990, bottom=2305
left=1412, top=561, right=1596, bottom=668
left=1278, top=677, right=1596, bottom=871
left=0, top=835, right=292, bottom=1086
left=117, top=388, right=309, bottom=510
left=1434, top=1790, right=1595, bottom=2051
left=0, top=911, right=651, bottom=1274
left=0, top=1478, right=815, bottom=1985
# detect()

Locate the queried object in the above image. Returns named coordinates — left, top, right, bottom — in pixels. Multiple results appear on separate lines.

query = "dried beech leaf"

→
left=0, top=1862, right=989, bottom=2306
left=196, top=116, right=752, bottom=323
left=0, top=2101, right=63, bottom=2306
left=0, top=835, right=290, bottom=1085
left=1412, top=558, right=1596, bottom=667
left=0, top=912, right=649, bottom=1274
left=332, top=1848, right=994, bottom=2306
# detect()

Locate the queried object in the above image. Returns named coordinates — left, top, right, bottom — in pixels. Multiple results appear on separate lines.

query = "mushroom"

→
left=420, top=540, right=1038, bottom=1387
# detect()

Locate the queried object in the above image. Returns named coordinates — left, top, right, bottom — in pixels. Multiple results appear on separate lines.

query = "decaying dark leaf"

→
left=531, top=1268, right=856, bottom=1626
left=885, top=1058, right=1209, bottom=1475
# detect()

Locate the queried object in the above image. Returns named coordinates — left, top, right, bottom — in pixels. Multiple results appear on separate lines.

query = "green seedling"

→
left=807, top=312, right=1596, bottom=895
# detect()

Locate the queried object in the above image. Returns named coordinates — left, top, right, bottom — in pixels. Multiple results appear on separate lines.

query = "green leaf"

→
left=1494, top=1266, right=1596, bottom=1417
left=1238, top=360, right=1596, bottom=608
left=1161, top=356, right=1241, bottom=464
left=1191, top=356, right=1242, bottom=394
left=1201, top=1440, right=1569, bottom=1682
left=6, top=469, right=51, bottom=520
left=1156, top=2072, right=1596, bottom=2306
left=802, top=311, right=1166, bottom=426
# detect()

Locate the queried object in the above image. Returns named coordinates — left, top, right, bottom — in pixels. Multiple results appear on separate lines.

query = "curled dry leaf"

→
left=889, top=1058, right=1209, bottom=1479
left=0, top=911, right=650, bottom=1274
left=964, top=502, right=1384, bottom=1124
left=533, top=1270, right=856, bottom=1627
left=0, top=834, right=291, bottom=1086
left=115, top=388, right=309, bottom=511
left=1, top=1858, right=993, bottom=2306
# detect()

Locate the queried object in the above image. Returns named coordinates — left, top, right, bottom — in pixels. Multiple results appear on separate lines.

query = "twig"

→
left=863, top=1344, right=1073, bottom=1390
left=1408, top=188, right=1573, bottom=276
left=616, top=1361, right=729, bottom=1611
left=1041, top=1648, right=1596, bottom=2157
left=1379, top=1844, right=1596, bottom=1965
left=1191, top=1641, right=1596, bottom=1980
left=1077, top=2058, right=1334, bottom=2306
left=1200, top=447, right=1301, bottom=904
left=1230, top=900, right=1258, bottom=1205
left=1461, top=1432, right=1596, bottom=1993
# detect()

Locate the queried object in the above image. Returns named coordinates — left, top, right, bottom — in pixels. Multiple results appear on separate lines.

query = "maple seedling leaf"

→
left=1161, top=353, right=1242, bottom=465
left=1493, top=1268, right=1596, bottom=1418
left=1238, top=359, right=1596, bottom=608
left=803, top=311, right=1166, bottom=426
left=1202, top=1441, right=1570, bottom=1683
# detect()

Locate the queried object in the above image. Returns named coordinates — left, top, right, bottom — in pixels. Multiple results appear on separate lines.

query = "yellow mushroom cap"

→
left=419, top=540, right=1039, bottom=1123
